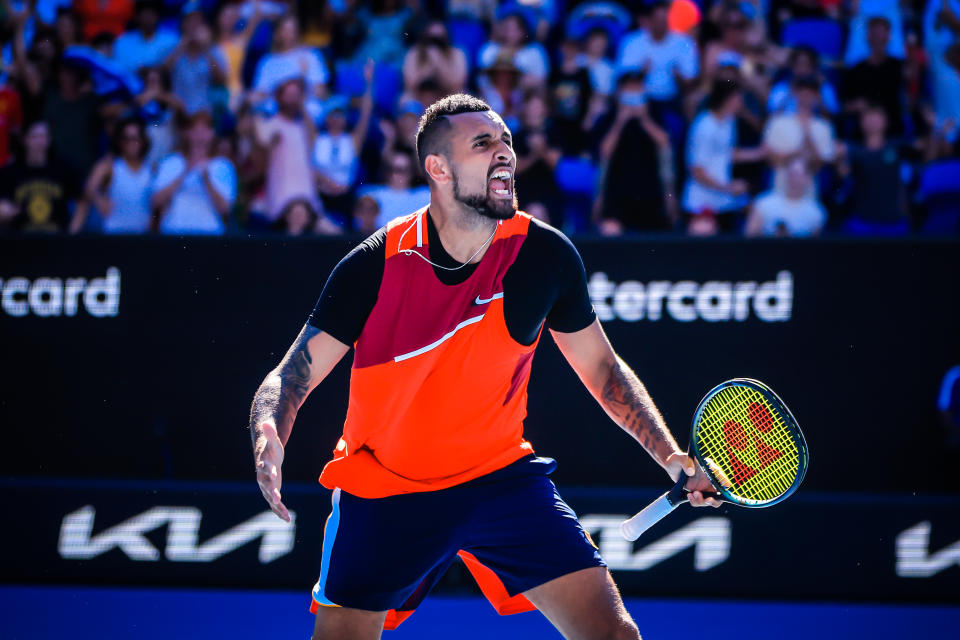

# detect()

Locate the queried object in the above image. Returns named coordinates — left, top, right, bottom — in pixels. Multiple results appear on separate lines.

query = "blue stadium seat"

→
left=334, top=60, right=366, bottom=97
left=554, top=157, right=597, bottom=230
left=334, top=62, right=403, bottom=115
left=447, top=18, right=488, bottom=71
left=781, top=19, right=845, bottom=62
left=555, top=157, right=597, bottom=196
left=917, top=160, right=960, bottom=234
left=372, top=63, right=403, bottom=115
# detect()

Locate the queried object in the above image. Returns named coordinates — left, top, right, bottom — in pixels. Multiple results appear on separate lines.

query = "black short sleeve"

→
left=535, top=222, right=596, bottom=333
left=307, top=228, right=386, bottom=345
left=503, top=218, right=596, bottom=344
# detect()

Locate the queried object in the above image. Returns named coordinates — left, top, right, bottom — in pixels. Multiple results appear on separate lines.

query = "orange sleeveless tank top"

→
left=318, top=208, right=541, bottom=498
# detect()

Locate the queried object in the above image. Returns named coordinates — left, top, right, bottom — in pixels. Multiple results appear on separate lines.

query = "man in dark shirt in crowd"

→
left=41, top=60, right=104, bottom=181
left=844, top=16, right=906, bottom=138
left=0, top=120, right=77, bottom=233
left=836, top=103, right=909, bottom=234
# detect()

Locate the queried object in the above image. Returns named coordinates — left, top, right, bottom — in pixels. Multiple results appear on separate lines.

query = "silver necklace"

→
left=398, top=213, right=499, bottom=271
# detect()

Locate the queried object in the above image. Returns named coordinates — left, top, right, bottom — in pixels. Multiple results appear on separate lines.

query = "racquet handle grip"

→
left=620, top=475, right=688, bottom=541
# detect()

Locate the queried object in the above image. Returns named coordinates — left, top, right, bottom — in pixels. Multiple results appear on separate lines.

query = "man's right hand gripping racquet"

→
left=621, top=379, right=809, bottom=541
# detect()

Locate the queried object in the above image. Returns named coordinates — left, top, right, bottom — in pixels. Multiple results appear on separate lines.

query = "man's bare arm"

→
left=249, top=324, right=349, bottom=445
left=551, top=319, right=720, bottom=507
left=250, top=325, right=350, bottom=520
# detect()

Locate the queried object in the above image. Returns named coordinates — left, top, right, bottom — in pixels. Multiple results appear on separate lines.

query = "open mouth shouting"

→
left=488, top=167, right=513, bottom=198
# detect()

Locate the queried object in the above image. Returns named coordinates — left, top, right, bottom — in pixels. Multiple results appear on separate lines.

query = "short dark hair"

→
left=867, top=15, right=891, bottom=30
left=111, top=115, right=150, bottom=158
left=706, top=79, right=741, bottom=111
left=415, top=93, right=491, bottom=174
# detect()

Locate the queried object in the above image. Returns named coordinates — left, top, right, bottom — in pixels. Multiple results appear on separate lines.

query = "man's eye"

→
left=475, top=141, right=486, bottom=148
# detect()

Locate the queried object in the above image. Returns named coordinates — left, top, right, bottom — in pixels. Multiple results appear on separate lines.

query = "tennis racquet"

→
left=621, top=378, right=809, bottom=541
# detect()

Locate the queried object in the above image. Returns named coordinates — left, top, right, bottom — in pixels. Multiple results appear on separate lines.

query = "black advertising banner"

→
left=1, top=236, right=959, bottom=492
left=3, top=479, right=958, bottom=602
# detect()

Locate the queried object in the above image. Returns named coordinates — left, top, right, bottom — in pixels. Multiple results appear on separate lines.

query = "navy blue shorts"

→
left=310, top=456, right=605, bottom=626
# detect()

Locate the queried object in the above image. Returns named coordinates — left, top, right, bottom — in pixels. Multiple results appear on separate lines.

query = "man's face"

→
left=650, top=7, right=669, bottom=35
left=868, top=22, right=890, bottom=52
left=445, top=111, right=518, bottom=221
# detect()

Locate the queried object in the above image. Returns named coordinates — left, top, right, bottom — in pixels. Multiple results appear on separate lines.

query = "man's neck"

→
left=427, top=196, right=498, bottom=264
left=868, top=50, right=886, bottom=65
left=25, top=153, right=45, bottom=167
left=865, top=133, right=886, bottom=149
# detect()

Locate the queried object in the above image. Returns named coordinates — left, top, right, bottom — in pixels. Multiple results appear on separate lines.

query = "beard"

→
left=452, top=170, right=518, bottom=221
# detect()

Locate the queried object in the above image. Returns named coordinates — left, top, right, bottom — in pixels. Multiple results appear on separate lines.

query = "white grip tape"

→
left=620, top=492, right=679, bottom=541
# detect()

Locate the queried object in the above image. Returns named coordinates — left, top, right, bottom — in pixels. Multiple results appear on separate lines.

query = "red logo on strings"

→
left=721, top=402, right=784, bottom=484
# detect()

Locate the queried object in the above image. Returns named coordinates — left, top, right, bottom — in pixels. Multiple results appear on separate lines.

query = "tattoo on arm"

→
left=249, top=324, right=321, bottom=451
left=600, top=357, right=679, bottom=463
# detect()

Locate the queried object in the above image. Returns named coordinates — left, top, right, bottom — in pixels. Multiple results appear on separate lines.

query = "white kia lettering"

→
left=580, top=515, right=730, bottom=571
left=58, top=505, right=296, bottom=564
left=896, top=521, right=960, bottom=578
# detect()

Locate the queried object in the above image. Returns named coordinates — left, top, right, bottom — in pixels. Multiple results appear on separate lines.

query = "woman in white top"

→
left=151, top=111, right=237, bottom=235
left=745, top=159, right=826, bottom=237
left=251, top=14, right=328, bottom=104
left=71, top=116, right=154, bottom=234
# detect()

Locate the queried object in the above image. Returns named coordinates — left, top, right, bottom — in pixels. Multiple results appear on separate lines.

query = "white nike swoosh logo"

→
left=474, top=292, right=504, bottom=305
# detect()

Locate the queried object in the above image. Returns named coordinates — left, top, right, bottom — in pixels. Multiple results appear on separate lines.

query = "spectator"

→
left=251, top=13, right=328, bottom=107
left=41, top=60, right=103, bottom=180
left=836, top=104, right=910, bottom=234
left=352, top=193, right=381, bottom=234
left=844, top=0, right=907, bottom=66
left=447, top=0, right=498, bottom=23
left=402, top=20, right=468, bottom=98
left=314, top=63, right=374, bottom=218
left=548, top=38, right=595, bottom=155
left=215, top=0, right=266, bottom=110
left=165, top=9, right=226, bottom=115
left=616, top=2, right=699, bottom=107
left=72, top=115, right=153, bottom=234
left=844, top=17, right=907, bottom=138
left=54, top=7, right=82, bottom=51
left=478, top=53, right=524, bottom=132
left=594, top=72, right=675, bottom=234
left=514, top=90, right=561, bottom=220
left=768, top=46, right=840, bottom=115
left=0, top=120, right=77, bottom=233
left=745, top=159, right=827, bottom=236
left=73, top=0, right=133, bottom=41
left=278, top=197, right=342, bottom=236
left=577, top=27, right=616, bottom=96
left=764, top=75, right=836, bottom=201
left=700, top=6, right=773, bottom=109
left=379, top=98, right=423, bottom=161
left=478, top=12, right=550, bottom=84
left=253, top=77, right=321, bottom=229
left=112, top=0, right=179, bottom=74
left=136, top=65, right=184, bottom=170
left=151, top=111, right=237, bottom=235
left=0, top=79, right=24, bottom=167
left=683, top=80, right=765, bottom=232
left=924, top=0, right=960, bottom=138
left=359, top=149, right=429, bottom=227
left=349, top=0, right=415, bottom=65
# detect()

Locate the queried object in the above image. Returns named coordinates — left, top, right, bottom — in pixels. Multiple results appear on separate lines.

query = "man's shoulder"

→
left=521, top=215, right=582, bottom=262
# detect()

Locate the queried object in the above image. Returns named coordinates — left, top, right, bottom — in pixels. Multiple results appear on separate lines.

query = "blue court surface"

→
left=2, top=586, right=957, bottom=639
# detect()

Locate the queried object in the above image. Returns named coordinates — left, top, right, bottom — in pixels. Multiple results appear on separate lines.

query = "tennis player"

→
left=249, top=94, right=722, bottom=639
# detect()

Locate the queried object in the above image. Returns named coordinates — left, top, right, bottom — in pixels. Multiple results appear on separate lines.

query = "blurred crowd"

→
left=0, top=0, right=959, bottom=237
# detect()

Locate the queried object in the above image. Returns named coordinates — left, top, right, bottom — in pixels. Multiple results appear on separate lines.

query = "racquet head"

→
left=691, top=378, right=808, bottom=507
